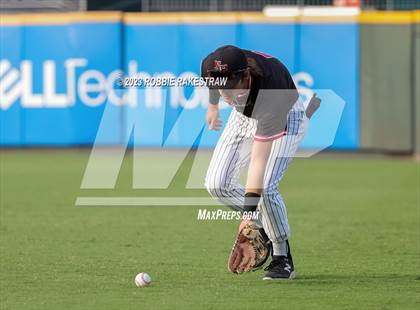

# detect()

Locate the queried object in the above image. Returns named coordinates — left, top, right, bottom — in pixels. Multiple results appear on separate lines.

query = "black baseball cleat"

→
left=263, top=240, right=295, bottom=280
left=263, top=256, right=295, bottom=280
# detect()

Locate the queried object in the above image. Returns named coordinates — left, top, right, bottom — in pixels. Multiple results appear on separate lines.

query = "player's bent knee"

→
left=205, top=184, right=218, bottom=198
left=205, top=184, right=226, bottom=199
left=204, top=179, right=231, bottom=200
left=204, top=179, right=219, bottom=197
left=205, top=175, right=223, bottom=196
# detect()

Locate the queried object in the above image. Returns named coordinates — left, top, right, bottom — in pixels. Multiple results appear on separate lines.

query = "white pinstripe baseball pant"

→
left=205, top=101, right=308, bottom=243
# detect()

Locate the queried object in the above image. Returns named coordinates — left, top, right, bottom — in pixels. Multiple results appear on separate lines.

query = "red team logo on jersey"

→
left=213, top=60, right=228, bottom=72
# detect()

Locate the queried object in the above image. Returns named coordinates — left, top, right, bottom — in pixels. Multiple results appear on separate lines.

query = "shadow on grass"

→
left=262, top=274, right=418, bottom=285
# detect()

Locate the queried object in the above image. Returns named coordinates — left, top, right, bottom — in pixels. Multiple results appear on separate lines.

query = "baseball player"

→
left=201, top=45, right=320, bottom=280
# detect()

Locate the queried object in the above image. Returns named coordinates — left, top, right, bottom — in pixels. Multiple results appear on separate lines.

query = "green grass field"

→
left=1, top=150, right=419, bottom=310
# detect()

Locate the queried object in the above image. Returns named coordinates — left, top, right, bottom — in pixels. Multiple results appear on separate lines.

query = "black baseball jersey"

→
left=202, top=49, right=298, bottom=141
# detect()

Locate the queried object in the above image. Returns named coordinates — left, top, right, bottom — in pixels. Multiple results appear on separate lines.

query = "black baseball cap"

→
left=201, top=45, right=248, bottom=89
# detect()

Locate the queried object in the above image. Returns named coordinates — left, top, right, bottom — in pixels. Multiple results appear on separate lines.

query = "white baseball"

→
left=134, top=272, right=152, bottom=287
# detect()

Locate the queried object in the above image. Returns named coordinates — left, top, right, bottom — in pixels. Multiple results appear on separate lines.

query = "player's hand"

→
left=206, top=104, right=222, bottom=131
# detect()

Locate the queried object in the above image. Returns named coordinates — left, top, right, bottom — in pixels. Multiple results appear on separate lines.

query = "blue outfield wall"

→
left=0, top=17, right=359, bottom=149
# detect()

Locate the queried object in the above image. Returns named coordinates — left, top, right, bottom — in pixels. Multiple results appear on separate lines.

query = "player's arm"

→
left=206, top=89, right=222, bottom=130
left=245, top=140, right=273, bottom=194
left=241, top=88, right=294, bottom=215
left=243, top=139, right=273, bottom=214
left=201, top=55, right=223, bottom=131
left=229, top=144, right=273, bottom=273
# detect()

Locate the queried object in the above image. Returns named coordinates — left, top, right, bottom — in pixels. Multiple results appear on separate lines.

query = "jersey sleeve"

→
left=253, top=89, right=298, bottom=142
left=254, top=114, right=287, bottom=142
left=208, top=89, right=220, bottom=105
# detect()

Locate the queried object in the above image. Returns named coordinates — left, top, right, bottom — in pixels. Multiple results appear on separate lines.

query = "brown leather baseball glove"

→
left=228, top=220, right=271, bottom=273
